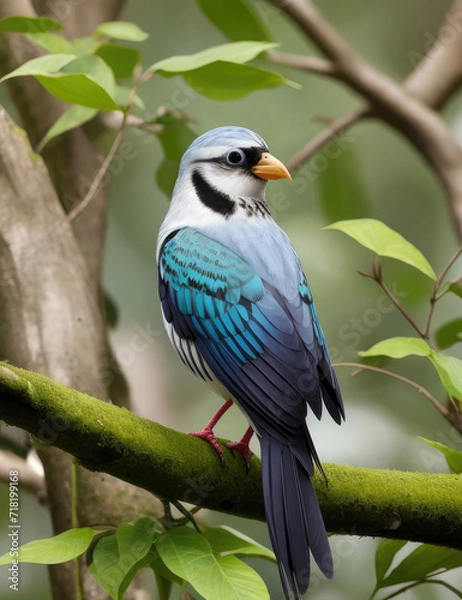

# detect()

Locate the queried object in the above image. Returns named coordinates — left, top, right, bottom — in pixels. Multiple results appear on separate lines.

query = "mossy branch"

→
left=1, top=361, right=462, bottom=548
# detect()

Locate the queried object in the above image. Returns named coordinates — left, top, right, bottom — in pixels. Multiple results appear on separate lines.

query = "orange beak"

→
left=251, top=152, right=292, bottom=181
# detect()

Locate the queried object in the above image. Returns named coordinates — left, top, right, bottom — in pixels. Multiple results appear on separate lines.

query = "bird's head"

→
left=170, top=126, right=291, bottom=220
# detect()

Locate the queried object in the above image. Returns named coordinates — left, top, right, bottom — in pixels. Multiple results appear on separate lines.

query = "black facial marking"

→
left=196, top=146, right=265, bottom=172
left=192, top=169, right=236, bottom=217
left=242, top=146, right=264, bottom=169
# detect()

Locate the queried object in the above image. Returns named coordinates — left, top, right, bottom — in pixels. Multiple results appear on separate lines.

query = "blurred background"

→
left=1, top=0, right=461, bottom=598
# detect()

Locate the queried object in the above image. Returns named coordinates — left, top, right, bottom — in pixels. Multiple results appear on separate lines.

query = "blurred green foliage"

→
left=1, top=0, right=461, bottom=598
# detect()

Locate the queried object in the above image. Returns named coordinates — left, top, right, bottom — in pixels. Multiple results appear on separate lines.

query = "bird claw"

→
left=189, top=428, right=225, bottom=466
left=226, top=440, right=253, bottom=471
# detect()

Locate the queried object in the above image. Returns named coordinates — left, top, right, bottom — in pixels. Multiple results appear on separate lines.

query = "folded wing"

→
left=158, top=227, right=345, bottom=441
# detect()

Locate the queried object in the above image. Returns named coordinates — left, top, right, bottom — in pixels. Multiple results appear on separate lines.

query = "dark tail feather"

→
left=261, top=433, right=333, bottom=599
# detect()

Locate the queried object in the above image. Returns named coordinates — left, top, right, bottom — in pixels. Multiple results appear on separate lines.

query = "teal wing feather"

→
left=158, top=228, right=344, bottom=437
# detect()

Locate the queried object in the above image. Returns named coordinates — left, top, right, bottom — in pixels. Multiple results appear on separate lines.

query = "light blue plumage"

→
left=157, top=126, right=345, bottom=599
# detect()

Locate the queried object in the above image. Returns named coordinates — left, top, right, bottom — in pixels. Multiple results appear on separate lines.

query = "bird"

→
left=156, top=126, right=345, bottom=599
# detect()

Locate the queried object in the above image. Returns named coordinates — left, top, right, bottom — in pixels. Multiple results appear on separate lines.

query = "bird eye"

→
left=226, top=148, right=246, bottom=166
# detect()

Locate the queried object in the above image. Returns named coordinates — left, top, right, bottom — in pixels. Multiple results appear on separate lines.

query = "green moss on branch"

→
left=1, top=362, right=461, bottom=548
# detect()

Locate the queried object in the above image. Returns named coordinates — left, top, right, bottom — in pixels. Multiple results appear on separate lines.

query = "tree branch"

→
left=405, top=0, right=462, bottom=111
left=1, top=362, right=462, bottom=549
left=287, top=107, right=370, bottom=172
left=270, top=0, right=462, bottom=112
left=270, top=0, right=462, bottom=240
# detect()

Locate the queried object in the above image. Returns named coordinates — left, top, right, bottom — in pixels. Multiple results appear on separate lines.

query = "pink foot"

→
left=189, top=427, right=224, bottom=464
left=226, top=426, right=254, bottom=471
left=189, top=399, right=234, bottom=465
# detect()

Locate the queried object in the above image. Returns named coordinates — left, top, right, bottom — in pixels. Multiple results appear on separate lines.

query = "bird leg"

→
left=189, top=398, right=234, bottom=464
left=226, top=426, right=254, bottom=470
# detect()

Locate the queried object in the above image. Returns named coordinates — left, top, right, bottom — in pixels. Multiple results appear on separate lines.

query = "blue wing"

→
left=158, top=228, right=344, bottom=444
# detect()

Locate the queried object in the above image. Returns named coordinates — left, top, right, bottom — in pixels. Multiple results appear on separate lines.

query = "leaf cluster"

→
left=0, top=518, right=276, bottom=600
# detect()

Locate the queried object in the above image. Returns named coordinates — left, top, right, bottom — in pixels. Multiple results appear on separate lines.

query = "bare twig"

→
left=287, top=106, right=370, bottom=171
left=357, top=264, right=427, bottom=339
left=68, top=71, right=152, bottom=222
left=377, top=279, right=426, bottom=338
left=67, top=118, right=128, bottom=222
left=424, top=244, right=462, bottom=338
left=379, top=579, right=462, bottom=600
left=333, top=362, right=451, bottom=421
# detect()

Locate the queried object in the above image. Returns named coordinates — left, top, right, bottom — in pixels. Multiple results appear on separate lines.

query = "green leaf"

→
left=359, top=337, right=431, bottom=360
left=380, top=544, right=462, bottom=588
left=317, top=142, right=370, bottom=222
left=198, top=0, right=271, bottom=42
left=36, top=73, right=118, bottom=109
left=149, top=41, right=277, bottom=73
left=155, top=115, right=196, bottom=196
left=375, top=540, right=408, bottom=586
left=359, top=338, right=462, bottom=402
left=201, top=526, right=276, bottom=561
left=40, top=105, right=98, bottom=147
left=418, top=438, right=462, bottom=474
left=428, top=352, right=462, bottom=402
left=149, top=41, right=290, bottom=100
left=156, top=157, right=180, bottom=197
left=94, top=21, right=149, bottom=42
left=155, top=526, right=270, bottom=600
left=182, top=61, right=290, bottom=100
left=324, top=218, right=437, bottom=280
left=39, top=54, right=118, bottom=110
left=150, top=553, right=185, bottom=589
left=0, top=528, right=100, bottom=566
left=155, top=114, right=197, bottom=161
left=0, top=16, right=61, bottom=33
left=89, top=518, right=156, bottom=600
left=113, top=85, right=145, bottom=110
left=436, top=278, right=462, bottom=300
left=154, top=570, right=173, bottom=600
left=448, top=278, right=462, bottom=299
left=26, top=32, right=73, bottom=54
left=0, top=53, right=76, bottom=83
left=103, top=291, right=119, bottom=329
left=435, top=319, right=462, bottom=350
left=71, top=35, right=101, bottom=55
left=95, top=44, right=141, bottom=79
left=0, top=53, right=119, bottom=110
